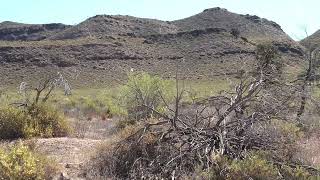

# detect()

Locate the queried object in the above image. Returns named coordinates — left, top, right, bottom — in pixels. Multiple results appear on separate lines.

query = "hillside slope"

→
left=301, top=30, right=320, bottom=49
left=0, top=8, right=305, bottom=88
left=50, top=15, right=178, bottom=40
left=173, top=7, right=295, bottom=44
left=0, top=21, right=70, bottom=41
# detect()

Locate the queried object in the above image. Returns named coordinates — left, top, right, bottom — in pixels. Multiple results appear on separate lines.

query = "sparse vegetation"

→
left=0, top=5, right=320, bottom=180
left=83, top=44, right=320, bottom=179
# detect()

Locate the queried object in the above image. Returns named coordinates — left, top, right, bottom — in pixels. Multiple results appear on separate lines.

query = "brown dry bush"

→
left=84, top=119, right=315, bottom=179
left=84, top=44, right=320, bottom=179
left=85, top=122, right=194, bottom=179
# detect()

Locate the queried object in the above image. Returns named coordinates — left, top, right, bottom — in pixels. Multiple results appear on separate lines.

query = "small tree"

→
left=231, top=28, right=240, bottom=39
left=296, top=35, right=320, bottom=122
left=18, top=72, right=71, bottom=107
left=0, top=72, right=74, bottom=139
left=255, top=44, right=283, bottom=83
left=121, top=72, right=172, bottom=120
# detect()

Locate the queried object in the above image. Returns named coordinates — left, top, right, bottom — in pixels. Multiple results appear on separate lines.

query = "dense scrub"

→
left=192, top=152, right=311, bottom=180
left=0, top=142, right=58, bottom=180
left=85, top=119, right=315, bottom=179
left=84, top=44, right=320, bottom=179
left=0, top=105, right=71, bottom=140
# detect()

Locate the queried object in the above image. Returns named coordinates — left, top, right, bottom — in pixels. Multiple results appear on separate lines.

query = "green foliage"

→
left=193, top=153, right=278, bottom=180
left=25, top=105, right=71, bottom=138
left=0, top=107, right=27, bottom=139
left=120, top=72, right=173, bottom=120
left=271, top=119, right=304, bottom=141
left=193, top=152, right=314, bottom=180
left=228, top=154, right=279, bottom=180
left=256, top=43, right=283, bottom=82
left=0, top=105, right=71, bottom=140
left=280, top=165, right=312, bottom=180
left=78, top=94, right=124, bottom=117
left=57, top=88, right=126, bottom=119
left=0, top=142, right=57, bottom=180
left=256, top=44, right=278, bottom=63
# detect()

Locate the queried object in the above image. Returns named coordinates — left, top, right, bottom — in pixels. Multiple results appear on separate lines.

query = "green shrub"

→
left=25, top=105, right=71, bottom=138
left=195, top=152, right=314, bottom=180
left=0, top=105, right=71, bottom=140
left=228, top=154, right=279, bottom=180
left=280, top=165, right=312, bottom=180
left=0, top=107, right=27, bottom=140
left=120, top=72, right=173, bottom=120
left=271, top=119, right=304, bottom=141
left=0, top=142, right=57, bottom=180
left=191, top=154, right=278, bottom=180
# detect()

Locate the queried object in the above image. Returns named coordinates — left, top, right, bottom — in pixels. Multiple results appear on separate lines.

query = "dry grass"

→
left=296, top=136, right=320, bottom=168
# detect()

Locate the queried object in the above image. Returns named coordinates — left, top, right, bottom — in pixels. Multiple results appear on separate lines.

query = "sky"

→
left=0, top=0, right=319, bottom=40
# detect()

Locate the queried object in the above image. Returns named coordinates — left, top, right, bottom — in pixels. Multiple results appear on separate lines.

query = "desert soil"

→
left=35, top=118, right=114, bottom=180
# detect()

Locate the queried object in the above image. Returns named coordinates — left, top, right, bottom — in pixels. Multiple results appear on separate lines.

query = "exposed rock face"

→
left=0, top=7, right=305, bottom=88
left=273, top=43, right=304, bottom=56
left=0, top=21, right=70, bottom=41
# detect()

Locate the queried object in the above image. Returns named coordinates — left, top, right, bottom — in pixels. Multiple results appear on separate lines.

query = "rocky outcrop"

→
left=50, top=15, right=178, bottom=40
left=0, top=22, right=70, bottom=41
left=173, top=7, right=294, bottom=44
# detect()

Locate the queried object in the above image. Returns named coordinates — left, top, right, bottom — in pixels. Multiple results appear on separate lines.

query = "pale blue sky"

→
left=0, top=0, right=318, bottom=40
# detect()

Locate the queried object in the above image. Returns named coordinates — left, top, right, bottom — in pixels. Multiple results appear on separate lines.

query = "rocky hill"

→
left=0, top=8, right=305, bottom=88
left=301, top=29, right=320, bottom=49
left=0, top=21, right=70, bottom=41
left=50, top=15, right=178, bottom=40
left=173, top=8, right=295, bottom=44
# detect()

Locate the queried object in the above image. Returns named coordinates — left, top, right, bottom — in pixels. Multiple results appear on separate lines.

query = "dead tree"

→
left=17, top=72, right=71, bottom=107
left=296, top=46, right=320, bottom=121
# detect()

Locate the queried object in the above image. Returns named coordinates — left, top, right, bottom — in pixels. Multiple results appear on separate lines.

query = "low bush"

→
left=280, top=165, right=312, bottom=180
left=84, top=123, right=159, bottom=179
left=0, top=107, right=27, bottom=139
left=0, top=104, right=71, bottom=140
left=228, top=154, right=279, bottom=179
left=85, top=123, right=317, bottom=179
left=192, top=152, right=313, bottom=180
left=120, top=72, right=173, bottom=120
left=0, top=142, right=58, bottom=180
left=25, top=105, right=71, bottom=138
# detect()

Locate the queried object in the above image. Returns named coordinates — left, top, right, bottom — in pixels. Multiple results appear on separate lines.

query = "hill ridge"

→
left=0, top=7, right=305, bottom=88
left=0, top=7, right=293, bottom=43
